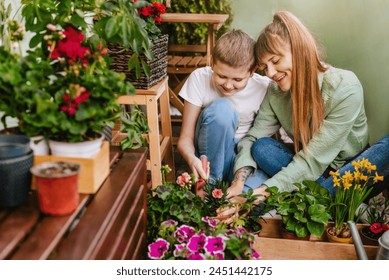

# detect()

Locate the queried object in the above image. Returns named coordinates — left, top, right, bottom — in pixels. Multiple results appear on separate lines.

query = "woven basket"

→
left=109, top=34, right=168, bottom=89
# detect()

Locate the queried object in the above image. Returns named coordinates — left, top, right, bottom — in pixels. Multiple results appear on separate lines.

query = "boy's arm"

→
left=177, top=101, right=207, bottom=181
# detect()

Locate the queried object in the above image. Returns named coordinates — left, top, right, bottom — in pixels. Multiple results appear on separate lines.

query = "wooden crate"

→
left=32, top=141, right=109, bottom=194
left=253, top=217, right=379, bottom=260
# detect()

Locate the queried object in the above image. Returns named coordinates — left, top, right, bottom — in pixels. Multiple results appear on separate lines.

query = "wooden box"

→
left=32, top=141, right=110, bottom=194
left=253, top=217, right=379, bottom=260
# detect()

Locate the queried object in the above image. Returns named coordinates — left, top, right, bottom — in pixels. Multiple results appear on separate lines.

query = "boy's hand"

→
left=195, top=156, right=209, bottom=199
left=188, top=155, right=206, bottom=182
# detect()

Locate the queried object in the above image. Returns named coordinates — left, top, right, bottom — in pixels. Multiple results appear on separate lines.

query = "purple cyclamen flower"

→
left=148, top=238, right=170, bottom=259
left=211, top=251, right=225, bottom=260
left=251, top=249, right=261, bottom=259
left=187, top=234, right=207, bottom=252
left=174, top=225, right=195, bottom=243
left=161, top=219, right=178, bottom=227
left=202, top=216, right=218, bottom=227
left=188, top=251, right=205, bottom=260
left=173, top=244, right=187, bottom=258
left=204, top=235, right=226, bottom=253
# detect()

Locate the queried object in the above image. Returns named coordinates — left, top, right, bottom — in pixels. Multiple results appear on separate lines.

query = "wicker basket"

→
left=108, top=34, right=168, bottom=89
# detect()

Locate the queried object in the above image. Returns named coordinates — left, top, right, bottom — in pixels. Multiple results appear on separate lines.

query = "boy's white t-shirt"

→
left=179, top=66, right=270, bottom=139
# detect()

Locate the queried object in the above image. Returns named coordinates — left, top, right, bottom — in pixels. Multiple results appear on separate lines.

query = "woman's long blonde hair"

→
left=255, top=11, right=327, bottom=153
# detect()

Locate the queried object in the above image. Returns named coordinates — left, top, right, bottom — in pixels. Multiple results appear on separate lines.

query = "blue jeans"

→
left=251, top=134, right=389, bottom=198
left=194, top=99, right=268, bottom=190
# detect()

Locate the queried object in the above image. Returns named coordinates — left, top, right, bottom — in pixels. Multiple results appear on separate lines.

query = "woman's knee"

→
left=251, top=137, right=275, bottom=164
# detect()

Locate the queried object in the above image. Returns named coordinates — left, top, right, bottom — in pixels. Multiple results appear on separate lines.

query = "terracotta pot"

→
left=31, top=161, right=80, bottom=216
left=280, top=227, right=310, bottom=241
left=326, top=227, right=353, bottom=244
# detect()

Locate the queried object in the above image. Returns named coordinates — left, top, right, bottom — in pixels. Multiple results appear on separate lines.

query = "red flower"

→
left=370, top=222, right=384, bottom=234
left=50, top=26, right=90, bottom=63
left=138, top=2, right=166, bottom=24
left=382, top=223, right=389, bottom=231
left=212, top=189, right=223, bottom=199
left=152, top=2, right=166, bottom=14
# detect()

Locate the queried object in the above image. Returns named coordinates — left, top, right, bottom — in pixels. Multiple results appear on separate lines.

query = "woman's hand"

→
left=216, top=184, right=270, bottom=223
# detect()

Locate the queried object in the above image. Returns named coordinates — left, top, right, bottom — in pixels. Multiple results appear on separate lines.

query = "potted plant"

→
left=30, top=161, right=81, bottom=216
left=326, top=158, right=385, bottom=243
left=115, top=104, right=149, bottom=150
left=359, top=195, right=389, bottom=246
left=147, top=166, right=264, bottom=259
left=264, top=181, right=332, bottom=239
left=0, top=1, right=140, bottom=154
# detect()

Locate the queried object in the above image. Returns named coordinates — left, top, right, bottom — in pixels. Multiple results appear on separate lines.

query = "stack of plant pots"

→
left=0, top=134, right=33, bottom=208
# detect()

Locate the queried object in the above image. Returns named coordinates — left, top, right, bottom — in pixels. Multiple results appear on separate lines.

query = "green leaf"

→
left=70, top=12, right=87, bottom=28
left=105, top=17, right=120, bottom=39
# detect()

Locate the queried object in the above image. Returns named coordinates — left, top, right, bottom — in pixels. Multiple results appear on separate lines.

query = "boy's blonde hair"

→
left=212, top=29, right=256, bottom=72
left=255, top=11, right=327, bottom=153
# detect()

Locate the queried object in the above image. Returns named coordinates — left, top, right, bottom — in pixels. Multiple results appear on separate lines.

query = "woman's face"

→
left=258, top=44, right=293, bottom=92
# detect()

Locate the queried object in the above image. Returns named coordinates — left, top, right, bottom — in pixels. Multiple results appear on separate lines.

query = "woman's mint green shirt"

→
left=234, top=66, right=369, bottom=192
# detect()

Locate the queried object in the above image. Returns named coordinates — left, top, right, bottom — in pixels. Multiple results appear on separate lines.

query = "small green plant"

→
left=203, top=180, right=264, bottom=233
left=119, top=104, right=149, bottom=150
left=360, top=195, right=389, bottom=240
left=265, top=181, right=332, bottom=238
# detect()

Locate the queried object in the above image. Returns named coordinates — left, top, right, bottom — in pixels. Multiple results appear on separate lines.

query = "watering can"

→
left=348, top=220, right=389, bottom=260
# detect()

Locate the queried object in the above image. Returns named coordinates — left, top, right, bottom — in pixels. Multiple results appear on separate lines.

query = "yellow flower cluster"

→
left=329, top=158, right=385, bottom=233
left=330, top=158, right=384, bottom=190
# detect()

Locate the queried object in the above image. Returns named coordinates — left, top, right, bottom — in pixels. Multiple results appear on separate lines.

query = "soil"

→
left=327, top=225, right=352, bottom=238
left=37, top=162, right=80, bottom=177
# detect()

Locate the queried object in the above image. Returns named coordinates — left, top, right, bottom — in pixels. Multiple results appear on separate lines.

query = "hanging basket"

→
left=108, top=34, right=169, bottom=89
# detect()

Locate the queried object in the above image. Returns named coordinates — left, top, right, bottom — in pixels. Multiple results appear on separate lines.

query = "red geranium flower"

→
left=50, top=26, right=90, bottom=64
left=370, top=222, right=384, bottom=234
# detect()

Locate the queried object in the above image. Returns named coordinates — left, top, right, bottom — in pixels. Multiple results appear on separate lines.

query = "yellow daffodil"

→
left=373, top=172, right=384, bottom=184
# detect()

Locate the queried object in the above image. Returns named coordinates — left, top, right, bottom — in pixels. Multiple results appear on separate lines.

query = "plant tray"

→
left=108, top=34, right=168, bottom=89
left=32, top=141, right=109, bottom=194
left=253, top=217, right=379, bottom=260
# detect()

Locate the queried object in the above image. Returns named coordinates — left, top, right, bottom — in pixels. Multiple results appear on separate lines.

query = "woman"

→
left=226, top=11, right=389, bottom=204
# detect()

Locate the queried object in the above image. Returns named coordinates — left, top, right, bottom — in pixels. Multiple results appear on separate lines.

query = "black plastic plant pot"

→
left=0, top=151, right=33, bottom=208
left=0, top=134, right=31, bottom=160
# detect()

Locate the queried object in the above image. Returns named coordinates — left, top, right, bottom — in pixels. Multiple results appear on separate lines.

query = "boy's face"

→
left=211, top=61, right=252, bottom=97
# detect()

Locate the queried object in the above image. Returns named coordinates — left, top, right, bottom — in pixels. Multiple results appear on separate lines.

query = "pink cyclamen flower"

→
left=148, top=238, right=170, bottom=259
left=176, top=172, right=191, bottom=187
left=251, top=249, right=261, bottom=260
left=174, top=225, right=195, bottom=243
left=188, top=251, right=205, bottom=260
left=210, top=252, right=225, bottom=260
left=204, top=235, right=226, bottom=254
left=212, top=188, right=223, bottom=199
left=173, top=244, right=187, bottom=258
left=202, top=216, right=218, bottom=228
left=161, top=220, right=178, bottom=227
left=187, top=234, right=207, bottom=252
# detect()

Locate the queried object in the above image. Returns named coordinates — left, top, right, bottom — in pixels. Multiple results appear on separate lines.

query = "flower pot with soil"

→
left=265, top=180, right=332, bottom=239
left=31, top=161, right=81, bottom=216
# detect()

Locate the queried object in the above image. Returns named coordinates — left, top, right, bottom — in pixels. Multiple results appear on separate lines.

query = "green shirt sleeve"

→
left=234, top=68, right=368, bottom=192
left=265, top=82, right=365, bottom=192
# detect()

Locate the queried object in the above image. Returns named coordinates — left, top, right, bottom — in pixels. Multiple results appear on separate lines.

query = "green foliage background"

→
left=161, top=0, right=233, bottom=45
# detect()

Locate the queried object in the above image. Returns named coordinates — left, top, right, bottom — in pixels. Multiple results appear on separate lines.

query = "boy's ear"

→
left=250, top=65, right=259, bottom=76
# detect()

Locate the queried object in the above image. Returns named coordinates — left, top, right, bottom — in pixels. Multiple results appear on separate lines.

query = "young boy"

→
left=177, top=29, right=270, bottom=188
